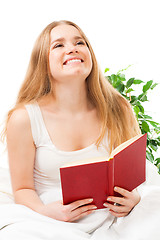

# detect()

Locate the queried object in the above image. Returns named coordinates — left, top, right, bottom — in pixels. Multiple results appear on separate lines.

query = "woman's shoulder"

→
left=7, top=106, right=30, bottom=133
left=7, top=106, right=35, bottom=151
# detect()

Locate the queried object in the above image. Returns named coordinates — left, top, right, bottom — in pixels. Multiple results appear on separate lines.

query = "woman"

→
left=1, top=20, right=160, bottom=239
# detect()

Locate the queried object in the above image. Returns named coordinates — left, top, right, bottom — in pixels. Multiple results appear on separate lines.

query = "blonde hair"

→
left=2, top=20, right=140, bottom=152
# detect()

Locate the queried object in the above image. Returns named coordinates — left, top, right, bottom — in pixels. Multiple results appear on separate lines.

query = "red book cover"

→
left=113, top=133, right=147, bottom=192
left=60, top=134, right=147, bottom=209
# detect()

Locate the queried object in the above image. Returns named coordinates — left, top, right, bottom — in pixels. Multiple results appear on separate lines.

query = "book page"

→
left=61, top=155, right=110, bottom=168
left=110, top=134, right=142, bottom=158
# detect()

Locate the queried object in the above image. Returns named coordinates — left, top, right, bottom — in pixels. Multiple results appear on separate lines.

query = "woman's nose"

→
left=66, top=44, right=78, bottom=54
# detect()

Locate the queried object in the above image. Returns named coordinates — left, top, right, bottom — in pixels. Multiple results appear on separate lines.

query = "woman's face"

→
left=49, top=24, right=92, bottom=83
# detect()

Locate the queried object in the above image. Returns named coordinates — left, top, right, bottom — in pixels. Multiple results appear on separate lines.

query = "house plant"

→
left=105, top=66, right=160, bottom=173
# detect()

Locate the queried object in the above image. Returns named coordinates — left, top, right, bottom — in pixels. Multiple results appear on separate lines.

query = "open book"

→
left=60, top=133, right=147, bottom=209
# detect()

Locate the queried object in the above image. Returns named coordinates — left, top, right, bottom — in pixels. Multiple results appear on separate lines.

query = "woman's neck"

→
left=49, top=81, right=94, bottom=115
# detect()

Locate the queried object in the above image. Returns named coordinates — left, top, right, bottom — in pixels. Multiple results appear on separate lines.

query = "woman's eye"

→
left=76, top=41, right=85, bottom=45
left=54, top=44, right=63, bottom=48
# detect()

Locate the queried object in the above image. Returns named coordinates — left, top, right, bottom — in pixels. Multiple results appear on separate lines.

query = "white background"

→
left=0, top=0, right=160, bottom=167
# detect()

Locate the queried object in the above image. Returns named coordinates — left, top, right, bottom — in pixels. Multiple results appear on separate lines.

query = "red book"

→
left=60, top=134, right=147, bottom=209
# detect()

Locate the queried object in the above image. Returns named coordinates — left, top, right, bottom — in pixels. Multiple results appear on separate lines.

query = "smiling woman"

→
left=0, top=20, right=160, bottom=240
left=48, top=24, right=92, bottom=83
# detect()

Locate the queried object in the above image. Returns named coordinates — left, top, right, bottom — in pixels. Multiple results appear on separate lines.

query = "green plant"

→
left=105, top=66, right=160, bottom=173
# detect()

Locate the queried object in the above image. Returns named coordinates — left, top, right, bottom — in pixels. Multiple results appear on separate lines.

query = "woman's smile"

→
left=63, top=58, right=83, bottom=66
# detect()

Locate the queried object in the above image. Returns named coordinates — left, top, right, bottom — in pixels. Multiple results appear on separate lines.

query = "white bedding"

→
left=0, top=167, right=13, bottom=204
left=0, top=161, right=160, bottom=240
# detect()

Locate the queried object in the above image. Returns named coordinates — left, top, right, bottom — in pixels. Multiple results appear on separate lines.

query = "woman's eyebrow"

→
left=50, top=36, right=84, bottom=46
left=51, top=37, right=65, bottom=45
left=73, top=36, right=84, bottom=40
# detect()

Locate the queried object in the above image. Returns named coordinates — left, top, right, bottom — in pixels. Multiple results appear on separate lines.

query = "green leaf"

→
left=155, top=130, right=160, bottom=134
left=126, top=88, right=134, bottom=93
left=117, top=74, right=126, bottom=82
left=147, top=120, right=160, bottom=127
left=143, top=80, right=153, bottom=92
left=126, top=78, right=135, bottom=88
left=151, top=83, right=158, bottom=90
left=146, top=151, right=154, bottom=162
left=133, top=106, right=140, bottom=116
left=105, top=68, right=110, bottom=73
left=155, top=158, right=160, bottom=165
left=116, top=83, right=125, bottom=93
left=111, top=74, right=117, bottom=86
left=141, top=114, right=152, bottom=120
left=150, top=143, right=158, bottom=151
left=138, top=93, right=148, bottom=102
left=155, top=139, right=160, bottom=146
left=147, top=145, right=153, bottom=152
left=107, top=76, right=111, bottom=84
left=133, top=79, right=144, bottom=84
left=130, top=95, right=137, bottom=104
left=157, top=163, right=160, bottom=173
left=113, top=80, right=122, bottom=89
left=136, top=102, right=144, bottom=113
left=142, top=121, right=150, bottom=132
left=154, top=128, right=160, bottom=135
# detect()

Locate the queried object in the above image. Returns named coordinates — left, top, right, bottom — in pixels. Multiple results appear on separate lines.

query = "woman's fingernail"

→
left=114, top=187, right=117, bottom=190
left=103, top=203, right=108, bottom=207
left=92, top=206, right=97, bottom=209
left=89, top=199, right=93, bottom=202
left=107, top=198, right=111, bottom=201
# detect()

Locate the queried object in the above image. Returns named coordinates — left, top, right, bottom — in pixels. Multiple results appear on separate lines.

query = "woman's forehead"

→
left=50, top=24, right=82, bottom=42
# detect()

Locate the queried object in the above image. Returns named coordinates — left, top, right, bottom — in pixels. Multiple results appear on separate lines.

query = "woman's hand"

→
left=103, top=187, right=141, bottom=217
left=39, top=198, right=97, bottom=222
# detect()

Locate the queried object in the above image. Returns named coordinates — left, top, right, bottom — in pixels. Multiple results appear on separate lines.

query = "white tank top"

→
left=25, top=102, right=110, bottom=203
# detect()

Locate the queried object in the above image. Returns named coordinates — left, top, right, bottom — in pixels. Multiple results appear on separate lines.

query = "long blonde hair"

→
left=2, top=20, right=140, bottom=152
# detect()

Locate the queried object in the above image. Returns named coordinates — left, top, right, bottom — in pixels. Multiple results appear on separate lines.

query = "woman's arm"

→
left=7, top=107, right=97, bottom=221
left=7, top=107, right=44, bottom=212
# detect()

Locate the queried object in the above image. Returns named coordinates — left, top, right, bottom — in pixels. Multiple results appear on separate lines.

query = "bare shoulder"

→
left=7, top=106, right=31, bottom=140
left=8, top=107, right=29, bottom=126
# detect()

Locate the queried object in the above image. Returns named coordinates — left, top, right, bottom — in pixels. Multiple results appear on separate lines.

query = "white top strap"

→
left=25, top=103, right=48, bottom=147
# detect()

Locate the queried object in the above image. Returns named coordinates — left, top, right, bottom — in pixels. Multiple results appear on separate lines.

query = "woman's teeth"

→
left=65, top=59, right=82, bottom=65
